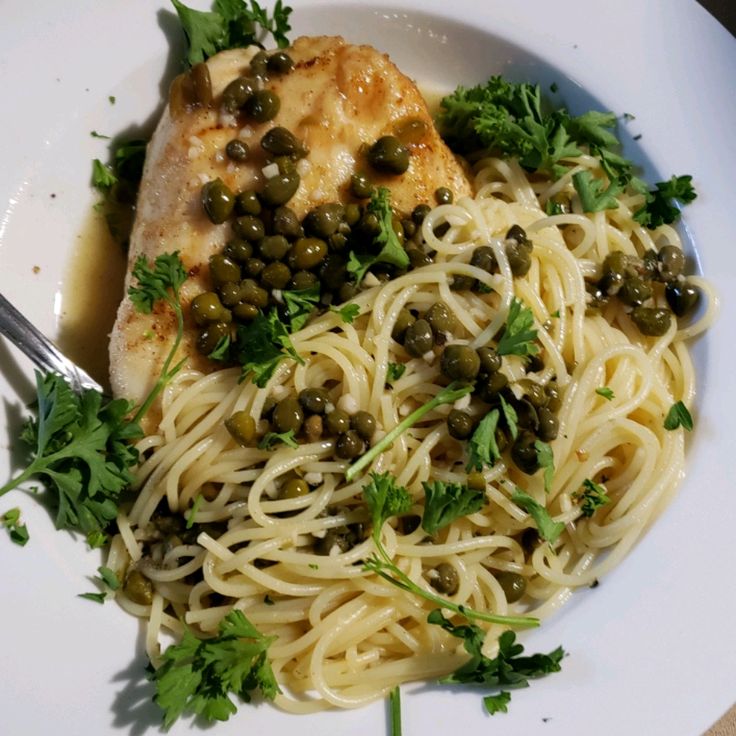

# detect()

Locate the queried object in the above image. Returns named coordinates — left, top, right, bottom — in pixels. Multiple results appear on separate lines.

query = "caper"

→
left=471, top=245, right=497, bottom=273
left=191, top=292, right=228, bottom=325
left=401, top=219, right=417, bottom=239
left=267, top=51, right=294, bottom=74
left=258, top=235, right=290, bottom=261
left=190, top=62, right=213, bottom=106
left=618, top=277, right=652, bottom=307
left=350, top=172, right=374, bottom=199
left=225, top=411, right=256, bottom=446
left=356, top=211, right=381, bottom=238
left=657, top=244, right=686, bottom=281
left=506, top=239, right=532, bottom=277
left=304, top=203, right=343, bottom=238
left=315, top=528, right=354, bottom=555
left=665, top=280, right=699, bottom=317
left=260, top=171, right=300, bottom=207
left=514, top=399, right=539, bottom=430
left=249, top=50, right=269, bottom=77
left=631, top=307, right=672, bottom=336
left=367, top=135, right=410, bottom=175
left=304, top=414, right=323, bottom=443
left=640, top=249, right=659, bottom=280
left=511, top=431, right=540, bottom=475
left=325, top=409, right=350, bottom=435
left=412, top=203, right=431, bottom=224
left=201, top=178, right=235, bottom=224
left=407, top=248, right=433, bottom=268
left=319, top=254, right=348, bottom=290
left=467, top=472, right=486, bottom=491
left=447, top=409, right=473, bottom=440
left=476, top=371, right=508, bottom=402
left=403, top=319, right=434, bottom=357
left=261, top=126, right=307, bottom=158
left=434, top=186, right=453, bottom=205
left=225, top=138, right=249, bottom=162
left=218, top=281, right=244, bottom=307
left=603, top=251, right=628, bottom=278
left=233, top=301, right=258, bottom=321
left=289, top=270, right=318, bottom=291
left=522, top=381, right=548, bottom=409
left=244, top=89, right=280, bottom=122
left=223, top=238, right=253, bottom=262
left=329, top=232, right=348, bottom=251
left=391, top=309, right=415, bottom=342
left=197, top=321, right=229, bottom=355
left=124, top=569, right=153, bottom=605
left=338, top=283, right=359, bottom=302
left=235, top=189, right=261, bottom=216
left=240, top=278, right=269, bottom=308
left=537, top=407, right=559, bottom=441
left=441, top=345, right=481, bottom=381
left=506, top=224, right=532, bottom=250
left=298, top=388, right=330, bottom=414
left=233, top=215, right=265, bottom=242
left=344, top=203, right=361, bottom=226
left=282, top=478, right=309, bottom=499
left=599, top=269, right=625, bottom=296
left=260, top=261, right=291, bottom=289
left=209, top=254, right=241, bottom=285
left=335, top=430, right=364, bottom=459
left=545, top=383, right=562, bottom=412
left=285, top=237, right=326, bottom=270
left=430, top=563, right=459, bottom=595
left=221, top=76, right=257, bottom=112
left=497, top=571, right=527, bottom=603
left=476, top=346, right=501, bottom=374
left=351, top=411, right=376, bottom=441
left=425, top=302, right=457, bottom=336
left=451, top=274, right=476, bottom=291
left=244, top=257, right=266, bottom=277
left=273, top=397, right=304, bottom=434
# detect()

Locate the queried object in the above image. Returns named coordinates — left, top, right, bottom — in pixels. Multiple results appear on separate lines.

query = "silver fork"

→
left=0, top=292, right=104, bottom=394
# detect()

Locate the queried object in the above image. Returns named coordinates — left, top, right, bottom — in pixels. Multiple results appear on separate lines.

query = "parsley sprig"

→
left=421, top=480, right=486, bottom=535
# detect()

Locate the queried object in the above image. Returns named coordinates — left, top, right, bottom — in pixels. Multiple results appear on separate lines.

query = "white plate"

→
left=1, top=1, right=735, bottom=734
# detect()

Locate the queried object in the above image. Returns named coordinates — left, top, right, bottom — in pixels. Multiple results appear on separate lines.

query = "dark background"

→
left=698, top=0, right=736, bottom=35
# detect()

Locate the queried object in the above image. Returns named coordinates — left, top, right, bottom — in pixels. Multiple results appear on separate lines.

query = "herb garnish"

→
left=421, top=480, right=485, bottom=535
left=330, top=302, right=361, bottom=324
left=282, top=284, right=320, bottom=332
left=496, top=299, right=539, bottom=357
left=664, top=401, right=693, bottom=431
left=575, top=479, right=611, bottom=518
left=596, top=387, right=615, bottom=401
left=511, top=489, right=564, bottom=544
left=257, top=430, right=298, bottom=450
left=386, top=362, right=406, bottom=383
left=1, top=508, right=29, bottom=546
left=466, top=409, right=501, bottom=472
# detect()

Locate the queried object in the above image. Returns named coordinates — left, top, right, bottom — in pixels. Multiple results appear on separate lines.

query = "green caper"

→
left=271, top=206, right=301, bottom=238
left=240, top=278, right=269, bottom=308
left=412, top=203, right=431, bottom=224
left=434, top=186, right=453, bottom=205
left=249, top=50, right=269, bottom=77
left=425, top=302, right=457, bottom=336
left=665, top=280, right=699, bottom=317
left=350, top=172, right=373, bottom=199
left=545, top=383, right=562, bottom=412
left=234, top=189, right=261, bottom=217
left=351, top=411, right=376, bottom=441
left=430, top=563, right=459, bottom=595
left=522, top=380, right=548, bottom=409
left=335, top=430, right=364, bottom=459
left=287, top=238, right=328, bottom=270
left=261, top=126, right=307, bottom=158
left=245, top=89, right=280, bottom=122
left=273, top=397, right=304, bottom=434
left=218, top=281, right=244, bottom=307
left=209, top=254, right=241, bottom=285
left=190, top=62, right=213, bottom=106
left=511, top=431, right=540, bottom=475
left=258, top=235, right=290, bottom=261
left=467, top=472, right=486, bottom=491
left=514, top=399, right=539, bottom=430
left=367, top=135, right=410, bottom=175
left=299, top=387, right=330, bottom=414
left=470, top=245, right=497, bottom=273
left=260, top=261, right=292, bottom=289
left=441, top=345, right=481, bottom=381
left=344, top=203, right=361, bottom=226
left=497, top=571, right=527, bottom=603
left=201, top=178, right=235, bottom=224
left=260, top=171, right=300, bottom=207
left=225, top=138, right=249, bottom=162
left=220, top=76, right=257, bottom=112
left=630, top=307, right=672, bottom=336
left=191, top=292, right=228, bottom=325
left=233, top=215, right=265, bottom=242
left=657, top=244, right=686, bottom=281
left=289, top=270, right=318, bottom=291
left=197, top=321, right=229, bottom=355
left=407, top=248, right=433, bottom=268
left=233, top=301, right=259, bottom=321
left=618, top=277, right=652, bottom=307
left=329, top=233, right=348, bottom=251
left=225, top=411, right=256, bottom=446
left=304, top=203, right=344, bottom=238
left=282, top=478, right=309, bottom=499
left=304, top=414, right=323, bottom=443
left=537, top=407, right=559, bottom=441
left=403, top=318, right=434, bottom=357
left=325, top=409, right=350, bottom=435
left=506, top=239, right=532, bottom=277
left=244, top=257, right=266, bottom=277
left=599, top=269, right=625, bottom=296
left=401, top=219, right=417, bottom=239
left=506, top=224, right=532, bottom=249
left=338, top=283, right=359, bottom=302
left=124, top=569, right=153, bottom=605
left=447, top=409, right=473, bottom=440
left=267, top=51, right=294, bottom=74
left=319, top=254, right=348, bottom=290
left=391, top=308, right=416, bottom=342
left=476, top=371, right=508, bottom=402
left=450, top=274, right=476, bottom=291
left=356, top=211, right=381, bottom=238
left=476, top=346, right=501, bottom=374
left=603, top=251, right=628, bottom=278
left=223, top=238, right=253, bottom=262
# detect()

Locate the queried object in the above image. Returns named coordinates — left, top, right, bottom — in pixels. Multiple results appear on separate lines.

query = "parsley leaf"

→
left=78, top=592, right=107, bottom=604
left=207, top=333, right=231, bottom=362
left=386, top=362, right=406, bottom=383
left=363, top=472, right=412, bottom=542
left=257, top=430, right=298, bottom=450
left=499, top=394, right=519, bottom=440
left=511, top=489, right=564, bottom=544
left=575, top=479, right=611, bottom=518
left=535, top=440, right=554, bottom=494
left=151, top=609, right=279, bottom=728
left=172, top=0, right=293, bottom=67
left=282, top=284, right=320, bottom=332
left=465, top=409, right=501, bottom=472
left=92, top=159, right=117, bottom=192
left=595, top=386, right=614, bottom=400
left=664, top=401, right=693, bottom=431
left=186, top=494, right=204, bottom=529
left=2, top=508, right=29, bottom=546
left=483, top=691, right=511, bottom=715
left=634, top=175, right=697, bottom=229
left=421, top=480, right=485, bottom=535
left=98, top=565, right=120, bottom=590
left=572, top=170, right=622, bottom=212
left=496, top=299, right=539, bottom=357
left=330, top=302, right=360, bottom=324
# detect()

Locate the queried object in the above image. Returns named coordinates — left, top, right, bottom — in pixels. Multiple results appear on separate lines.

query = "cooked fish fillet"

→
left=109, top=35, right=472, bottom=410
